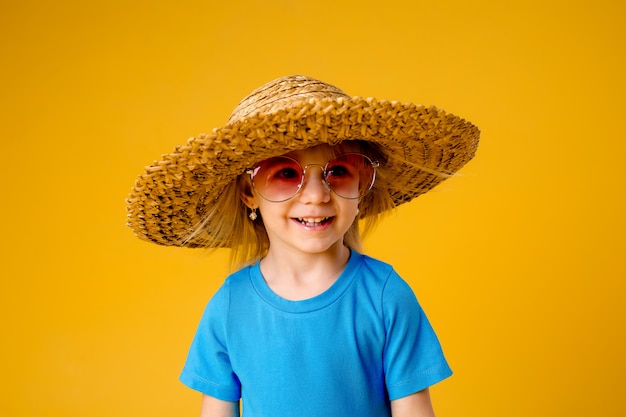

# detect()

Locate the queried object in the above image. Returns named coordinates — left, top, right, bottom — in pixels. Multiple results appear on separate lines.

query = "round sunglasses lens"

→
left=325, top=154, right=375, bottom=199
left=251, top=157, right=302, bottom=202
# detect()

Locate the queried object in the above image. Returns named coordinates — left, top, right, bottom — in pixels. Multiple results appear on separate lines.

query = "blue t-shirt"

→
left=180, top=251, right=452, bottom=416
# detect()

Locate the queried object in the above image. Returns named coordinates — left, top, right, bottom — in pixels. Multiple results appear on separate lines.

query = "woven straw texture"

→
left=126, top=75, right=480, bottom=247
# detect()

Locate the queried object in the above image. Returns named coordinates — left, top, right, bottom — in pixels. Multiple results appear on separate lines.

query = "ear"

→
left=240, top=176, right=258, bottom=209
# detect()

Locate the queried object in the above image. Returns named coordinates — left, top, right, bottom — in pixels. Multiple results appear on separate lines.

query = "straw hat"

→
left=126, top=75, right=480, bottom=247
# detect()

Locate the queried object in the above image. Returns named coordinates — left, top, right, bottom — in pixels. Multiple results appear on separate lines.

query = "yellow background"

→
left=2, top=0, right=624, bottom=415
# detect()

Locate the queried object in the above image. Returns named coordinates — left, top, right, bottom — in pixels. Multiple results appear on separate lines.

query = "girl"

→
left=126, top=75, right=480, bottom=416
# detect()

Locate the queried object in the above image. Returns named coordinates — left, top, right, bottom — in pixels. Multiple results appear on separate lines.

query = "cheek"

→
left=256, top=202, right=286, bottom=223
left=342, top=200, right=360, bottom=218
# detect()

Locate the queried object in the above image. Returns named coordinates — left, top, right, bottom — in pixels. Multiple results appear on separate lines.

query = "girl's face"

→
left=245, top=144, right=361, bottom=258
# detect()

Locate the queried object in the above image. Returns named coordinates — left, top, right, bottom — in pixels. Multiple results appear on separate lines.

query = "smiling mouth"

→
left=295, top=217, right=332, bottom=227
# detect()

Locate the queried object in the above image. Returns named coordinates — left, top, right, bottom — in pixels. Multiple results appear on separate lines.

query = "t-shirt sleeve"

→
left=382, top=272, right=452, bottom=400
left=179, top=282, right=241, bottom=401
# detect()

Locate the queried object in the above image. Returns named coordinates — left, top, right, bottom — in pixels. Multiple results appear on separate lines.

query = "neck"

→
left=260, top=244, right=351, bottom=301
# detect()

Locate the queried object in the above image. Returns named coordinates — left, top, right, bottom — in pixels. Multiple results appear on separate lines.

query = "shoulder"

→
left=219, top=264, right=259, bottom=293
left=358, top=252, right=393, bottom=272
left=354, top=253, right=423, bottom=320
left=356, top=252, right=395, bottom=283
left=356, top=253, right=414, bottom=296
left=222, top=265, right=254, bottom=290
left=348, top=253, right=419, bottom=317
left=205, top=265, right=256, bottom=310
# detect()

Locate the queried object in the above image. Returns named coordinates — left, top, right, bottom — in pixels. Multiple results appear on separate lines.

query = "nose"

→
left=299, top=164, right=331, bottom=203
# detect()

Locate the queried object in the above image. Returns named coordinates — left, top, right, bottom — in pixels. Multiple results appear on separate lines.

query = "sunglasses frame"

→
left=246, top=153, right=379, bottom=203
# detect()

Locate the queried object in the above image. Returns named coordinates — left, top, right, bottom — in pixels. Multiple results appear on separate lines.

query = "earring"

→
left=249, top=208, right=258, bottom=221
left=356, top=208, right=360, bottom=216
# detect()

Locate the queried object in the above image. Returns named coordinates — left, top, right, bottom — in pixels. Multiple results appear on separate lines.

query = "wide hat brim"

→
left=126, top=94, right=480, bottom=248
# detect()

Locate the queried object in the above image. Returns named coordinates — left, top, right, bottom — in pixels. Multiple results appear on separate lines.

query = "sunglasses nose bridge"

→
left=301, top=163, right=330, bottom=185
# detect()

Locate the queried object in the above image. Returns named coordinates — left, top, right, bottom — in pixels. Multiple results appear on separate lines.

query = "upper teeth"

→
left=298, top=217, right=327, bottom=225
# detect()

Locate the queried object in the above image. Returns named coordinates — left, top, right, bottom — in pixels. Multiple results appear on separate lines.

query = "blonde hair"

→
left=187, top=140, right=395, bottom=271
